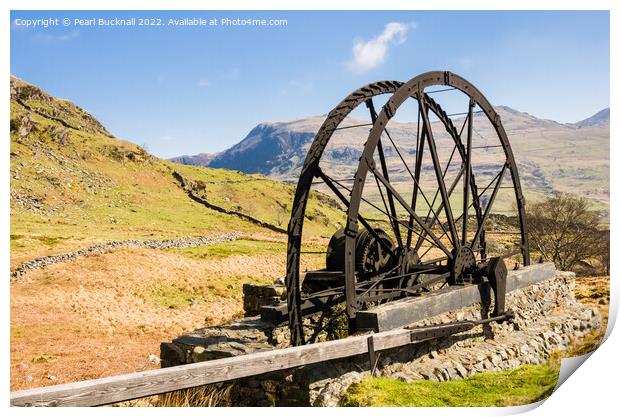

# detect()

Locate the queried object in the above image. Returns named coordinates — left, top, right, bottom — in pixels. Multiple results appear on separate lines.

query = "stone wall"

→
left=11, top=233, right=241, bottom=282
left=242, top=283, right=285, bottom=317
left=160, top=270, right=602, bottom=406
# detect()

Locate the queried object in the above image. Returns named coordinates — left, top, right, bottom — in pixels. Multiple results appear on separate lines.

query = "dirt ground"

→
left=10, top=246, right=323, bottom=391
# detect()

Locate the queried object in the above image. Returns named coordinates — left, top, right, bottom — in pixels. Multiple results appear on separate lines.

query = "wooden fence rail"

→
left=11, top=327, right=416, bottom=407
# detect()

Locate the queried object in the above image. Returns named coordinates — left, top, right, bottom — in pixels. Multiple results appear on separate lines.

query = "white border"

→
left=2, top=1, right=616, bottom=416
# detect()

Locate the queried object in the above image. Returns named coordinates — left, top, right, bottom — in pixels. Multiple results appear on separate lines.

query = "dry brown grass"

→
left=10, top=246, right=322, bottom=391
left=575, top=275, right=610, bottom=326
left=155, top=384, right=235, bottom=407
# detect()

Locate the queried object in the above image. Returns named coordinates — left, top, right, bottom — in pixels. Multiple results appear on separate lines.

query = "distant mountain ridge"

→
left=170, top=106, right=610, bottom=213
left=171, top=106, right=609, bottom=174
left=574, top=108, right=610, bottom=128
left=172, top=152, right=216, bottom=167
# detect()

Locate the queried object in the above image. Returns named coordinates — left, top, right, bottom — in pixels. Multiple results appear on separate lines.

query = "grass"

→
left=172, top=163, right=345, bottom=238
left=340, top=336, right=604, bottom=408
left=31, top=353, right=58, bottom=364
left=574, top=276, right=610, bottom=336
left=166, top=238, right=288, bottom=259
left=9, top=76, right=609, bottom=401
left=575, top=281, right=610, bottom=305
left=145, top=283, right=205, bottom=309
left=155, top=384, right=234, bottom=407
left=9, top=242, right=325, bottom=391
left=165, top=238, right=325, bottom=260
left=341, top=364, right=558, bottom=407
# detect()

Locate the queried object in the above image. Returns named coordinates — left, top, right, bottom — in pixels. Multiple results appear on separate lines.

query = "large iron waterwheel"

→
left=285, top=71, right=529, bottom=345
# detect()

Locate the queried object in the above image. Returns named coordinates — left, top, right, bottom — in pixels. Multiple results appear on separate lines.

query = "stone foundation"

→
left=242, top=283, right=285, bottom=316
left=160, top=269, right=602, bottom=406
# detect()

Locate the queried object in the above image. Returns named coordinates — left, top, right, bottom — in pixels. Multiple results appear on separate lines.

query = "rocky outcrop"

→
left=10, top=76, right=112, bottom=137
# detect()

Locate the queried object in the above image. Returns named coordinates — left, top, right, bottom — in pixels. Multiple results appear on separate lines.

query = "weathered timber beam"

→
left=356, top=263, right=556, bottom=332
left=12, top=326, right=423, bottom=407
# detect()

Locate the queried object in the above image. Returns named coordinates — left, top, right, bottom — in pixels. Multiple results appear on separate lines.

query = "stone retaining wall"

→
left=160, top=270, right=602, bottom=406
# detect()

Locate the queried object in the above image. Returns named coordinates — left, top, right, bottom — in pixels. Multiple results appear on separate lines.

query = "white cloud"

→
left=347, top=22, right=414, bottom=73
left=197, top=79, right=211, bottom=88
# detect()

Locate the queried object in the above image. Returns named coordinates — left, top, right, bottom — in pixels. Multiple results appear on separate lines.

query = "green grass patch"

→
left=32, top=353, right=58, bottom=364
left=562, top=328, right=605, bottom=358
left=165, top=239, right=287, bottom=259
left=165, top=238, right=324, bottom=260
left=172, top=163, right=345, bottom=238
left=341, top=328, right=605, bottom=407
left=145, top=283, right=204, bottom=309
left=341, top=364, right=558, bottom=407
left=575, top=287, right=610, bottom=303
left=34, top=235, right=66, bottom=246
left=10, top=323, right=85, bottom=341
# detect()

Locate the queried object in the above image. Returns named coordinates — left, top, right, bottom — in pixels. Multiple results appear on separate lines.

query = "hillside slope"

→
left=10, top=76, right=343, bottom=266
left=10, top=76, right=341, bottom=390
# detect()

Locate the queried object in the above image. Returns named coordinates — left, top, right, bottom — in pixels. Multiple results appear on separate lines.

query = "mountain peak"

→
left=574, top=107, right=610, bottom=128
left=495, top=105, right=523, bottom=115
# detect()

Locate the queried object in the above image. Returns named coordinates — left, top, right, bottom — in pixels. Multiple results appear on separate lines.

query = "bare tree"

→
left=595, top=230, right=610, bottom=275
left=526, top=193, right=605, bottom=271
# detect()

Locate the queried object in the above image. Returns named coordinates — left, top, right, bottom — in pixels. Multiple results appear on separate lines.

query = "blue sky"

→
left=10, top=10, right=609, bottom=158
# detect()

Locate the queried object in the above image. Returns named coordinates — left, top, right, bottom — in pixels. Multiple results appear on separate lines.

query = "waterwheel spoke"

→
left=420, top=105, right=465, bottom=234
left=426, top=145, right=458, bottom=222
left=412, top=136, right=459, bottom=255
left=370, top=99, right=452, bottom=247
left=471, top=162, right=508, bottom=248
left=424, top=176, right=501, bottom=259
left=326, top=170, right=444, bottom=254
left=413, top=164, right=465, bottom=253
left=315, top=167, right=396, bottom=258
left=419, top=95, right=460, bottom=247
left=462, top=98, right=475, bottom=246
left=417, top=101, right=471, bottom=253
left=366, top=162, right=453, bottom=258
left=406, top=103, right=425, bottom=248
left=418, top=172, right=493, bottom=261
left=366, top=99, right=404, bottom=249
left=373, top=172, right=395, bottom=233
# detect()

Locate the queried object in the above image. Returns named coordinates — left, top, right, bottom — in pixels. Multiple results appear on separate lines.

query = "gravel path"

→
left=10, top=232, right=242, bottom=281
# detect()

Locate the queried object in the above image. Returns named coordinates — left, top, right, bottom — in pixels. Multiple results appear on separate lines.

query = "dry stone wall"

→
left=11, top=233, right=241, bottom=282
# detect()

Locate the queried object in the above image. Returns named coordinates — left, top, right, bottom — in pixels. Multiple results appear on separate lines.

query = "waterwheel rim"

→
left=343, top=71, right=529, bottom=323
